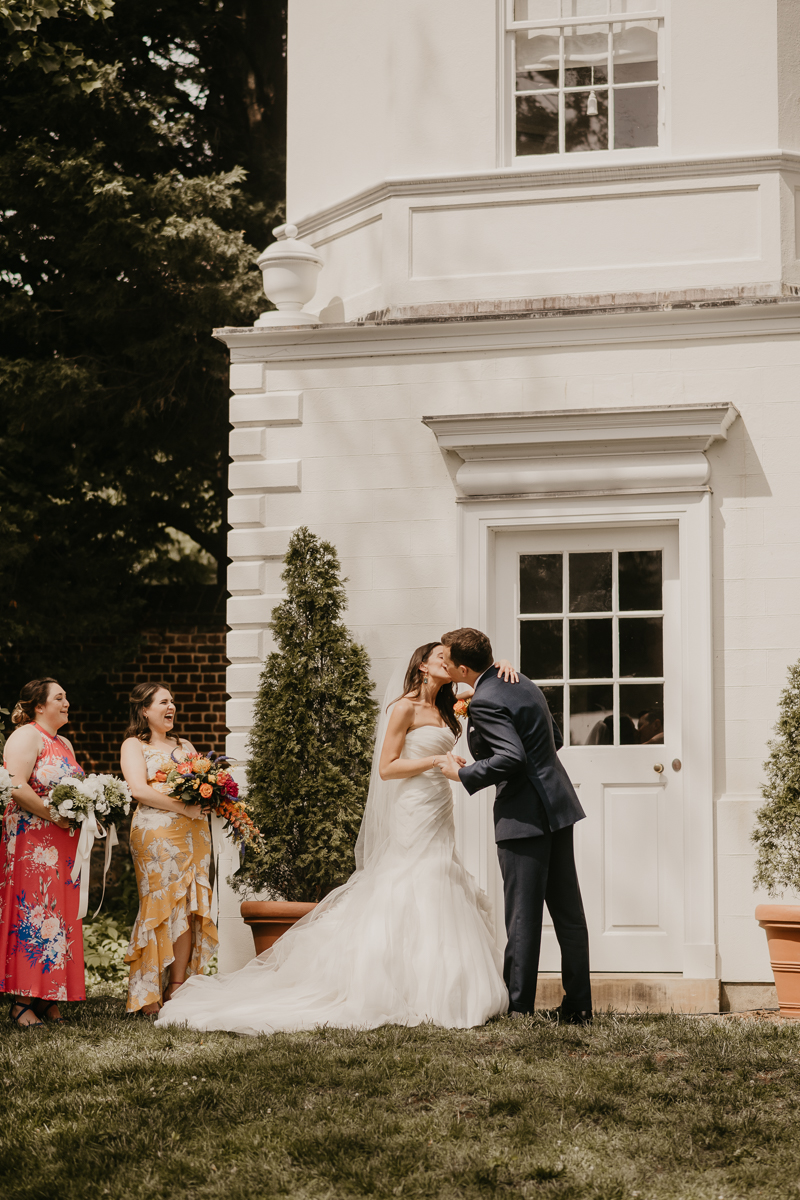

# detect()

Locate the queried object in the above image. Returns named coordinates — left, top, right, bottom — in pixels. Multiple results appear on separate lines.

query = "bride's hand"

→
left=495, top=659, right=519, bottom=683
left=452, top=755, right=466, bottom=768
left=437, top=753, right=462, bottom=782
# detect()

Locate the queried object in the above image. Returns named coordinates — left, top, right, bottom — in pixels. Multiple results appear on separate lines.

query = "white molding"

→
left=291, top=152, right=800, bottom=237
left=422, top=404, right=737, bottom=498
left=214, top=300, right=800, bottom=363
left=456, top=492, right=717, bottom=977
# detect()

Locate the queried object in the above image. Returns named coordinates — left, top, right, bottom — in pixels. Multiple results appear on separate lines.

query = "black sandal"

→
left=8, top=998, right=45, bottom=1029
left=32, top=999, right=65, bottom=1025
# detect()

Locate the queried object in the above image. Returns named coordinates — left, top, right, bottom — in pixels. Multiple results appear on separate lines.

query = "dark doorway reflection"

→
left=521, top=619, right=563, bottom=680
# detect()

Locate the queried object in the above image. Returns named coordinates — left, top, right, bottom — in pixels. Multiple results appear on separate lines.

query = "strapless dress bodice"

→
left=402, top=725, right=455, bottom=758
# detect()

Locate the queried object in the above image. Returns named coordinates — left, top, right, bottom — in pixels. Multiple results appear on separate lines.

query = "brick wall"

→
left=68, top=624, right=229, bottom=774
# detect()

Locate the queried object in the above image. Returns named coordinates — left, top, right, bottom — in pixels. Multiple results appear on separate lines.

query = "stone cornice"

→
left=292, top=151, right=800, bottom=237
left=214, top=299, right=800, bottom=363
left=421, top=404, right=739, bottom=499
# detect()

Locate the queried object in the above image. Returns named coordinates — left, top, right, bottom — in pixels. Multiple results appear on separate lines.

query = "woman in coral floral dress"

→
left=0, top=678, right=86, bottom=1027
left=121, top=683, right=217, bottom=1016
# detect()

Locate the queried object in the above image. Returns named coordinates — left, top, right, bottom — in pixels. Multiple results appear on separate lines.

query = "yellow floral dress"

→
left=125, top=742, right=218, bottom=1012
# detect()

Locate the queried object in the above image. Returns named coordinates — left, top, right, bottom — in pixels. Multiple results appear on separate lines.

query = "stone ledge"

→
left=721, top=982, right=779, bottom=1013
left=536, top=974, right=721, bottom=1014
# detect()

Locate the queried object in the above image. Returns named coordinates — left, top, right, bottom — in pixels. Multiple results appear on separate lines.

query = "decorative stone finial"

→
left=254, top=224, right=323, bottom=327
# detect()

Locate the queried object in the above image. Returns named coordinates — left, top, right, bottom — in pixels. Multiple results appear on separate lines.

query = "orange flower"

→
left=199, top=783, right=213, bottom=799
left=216, top=770, right=228, bottom=783
left=192, top=757, right=212, bottom=773
left=176, top=762, right=191, bottom=775
left=154, top=770, right=167, bottom=782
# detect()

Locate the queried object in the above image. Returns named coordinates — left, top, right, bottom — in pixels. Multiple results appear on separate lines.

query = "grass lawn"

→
left=3, top=1000, right=800, bottom=1200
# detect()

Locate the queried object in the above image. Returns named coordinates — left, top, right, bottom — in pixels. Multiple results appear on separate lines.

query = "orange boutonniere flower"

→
left=454, top=698, right=471, bottom=719
left=199, top=783, right=213, bottom=799
left=154, top=770, right=167, bottom=782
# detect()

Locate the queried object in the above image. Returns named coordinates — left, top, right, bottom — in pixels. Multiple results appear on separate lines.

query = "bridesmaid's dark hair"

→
left=125, top=682, right=180, bottom=744
left=391, top=643, right=460, bottom=740
left=11, top=678, right=59, bottom=727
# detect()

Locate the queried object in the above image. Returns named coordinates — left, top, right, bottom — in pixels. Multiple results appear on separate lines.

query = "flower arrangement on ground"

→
left=162, top=752, right=262, bottom=850
left=45, top=773, right=132, bottom=829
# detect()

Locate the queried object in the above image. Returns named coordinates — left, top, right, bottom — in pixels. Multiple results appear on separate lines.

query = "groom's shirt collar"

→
left=474, top=666, right=494, bottom=689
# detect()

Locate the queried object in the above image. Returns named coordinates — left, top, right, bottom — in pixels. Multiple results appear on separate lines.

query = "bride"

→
left=156, top=643, right=510, bottom=1034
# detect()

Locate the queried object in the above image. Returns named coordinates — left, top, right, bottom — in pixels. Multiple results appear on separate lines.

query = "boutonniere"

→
left=454, top=697, right=471, bottom=720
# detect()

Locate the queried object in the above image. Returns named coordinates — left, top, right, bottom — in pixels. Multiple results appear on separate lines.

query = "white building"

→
left=216, top=0, right=800, bottom=1012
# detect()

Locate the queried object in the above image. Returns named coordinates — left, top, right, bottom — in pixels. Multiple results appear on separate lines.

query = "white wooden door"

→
left=493, top=526, right=683, bottom=971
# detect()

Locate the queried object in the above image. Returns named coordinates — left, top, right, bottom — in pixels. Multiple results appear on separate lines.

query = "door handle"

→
left=653, top=763, right=664, bottom=774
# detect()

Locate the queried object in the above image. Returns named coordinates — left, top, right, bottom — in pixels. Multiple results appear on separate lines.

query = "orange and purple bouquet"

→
left=163, top=751, right=262, bottom=850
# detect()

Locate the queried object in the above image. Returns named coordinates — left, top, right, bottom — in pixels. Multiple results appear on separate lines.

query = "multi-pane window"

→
left=518, top=549, right=665, bottom=746
left=510, top=0, right=663, bottom=157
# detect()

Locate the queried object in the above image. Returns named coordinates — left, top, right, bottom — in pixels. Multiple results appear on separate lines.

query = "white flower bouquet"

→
left=45, top=773, right=132, bottom=919
left=0, top=765, right=15, bottom=807
left=45, top=773, right=132, bottom=829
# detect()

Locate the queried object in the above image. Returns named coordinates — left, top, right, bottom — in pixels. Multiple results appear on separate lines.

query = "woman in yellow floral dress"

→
left=120, top=683, right=217, bottom=1016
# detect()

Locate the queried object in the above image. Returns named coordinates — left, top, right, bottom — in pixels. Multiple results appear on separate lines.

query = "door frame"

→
left=455, top=490, right=716, bottom=980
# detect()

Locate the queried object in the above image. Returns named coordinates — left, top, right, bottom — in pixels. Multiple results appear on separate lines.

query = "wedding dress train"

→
left=156, top=726, right=508, bottom=1035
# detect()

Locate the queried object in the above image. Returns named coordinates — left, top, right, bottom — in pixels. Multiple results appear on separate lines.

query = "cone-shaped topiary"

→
left=753, top=657, right=800, bottom=896
left=233, top=527, right=379, bottom=902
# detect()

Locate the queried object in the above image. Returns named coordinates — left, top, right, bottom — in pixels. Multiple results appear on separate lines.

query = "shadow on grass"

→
left=2, top=1000, right=799, bottom=1199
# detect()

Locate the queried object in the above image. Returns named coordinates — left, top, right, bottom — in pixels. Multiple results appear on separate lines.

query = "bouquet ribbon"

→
left=70, top=809, right=119, bottom=920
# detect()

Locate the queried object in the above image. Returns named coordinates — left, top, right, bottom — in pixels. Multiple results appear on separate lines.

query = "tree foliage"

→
left=753, top=658, right=800, bottom=896
left=0, top=0, right=287, bottom=706
left=235, top=529, right=379, bottom=904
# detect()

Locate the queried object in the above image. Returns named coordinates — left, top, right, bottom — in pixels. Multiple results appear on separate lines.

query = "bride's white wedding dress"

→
left=156, top=726, right=508, bottom=1035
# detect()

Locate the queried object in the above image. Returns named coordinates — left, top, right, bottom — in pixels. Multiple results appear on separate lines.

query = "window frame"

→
left=503, top=0, right=667, bottom=166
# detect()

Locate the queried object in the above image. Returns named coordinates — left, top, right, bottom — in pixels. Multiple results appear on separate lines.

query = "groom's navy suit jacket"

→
left=458, top=667, right=585, bottom=841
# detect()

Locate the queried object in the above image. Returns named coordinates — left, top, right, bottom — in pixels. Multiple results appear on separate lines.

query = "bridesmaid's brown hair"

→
left=11, top=678, right=59, bottom=727
left=125, top=682, right=181, bottom=745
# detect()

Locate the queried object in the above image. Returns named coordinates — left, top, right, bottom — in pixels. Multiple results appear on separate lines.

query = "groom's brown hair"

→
left=441, top=628, right=493, bottom=672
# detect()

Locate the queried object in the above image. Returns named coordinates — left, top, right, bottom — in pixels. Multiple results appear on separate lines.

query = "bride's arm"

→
left=378, top=700, right=451, bottom=781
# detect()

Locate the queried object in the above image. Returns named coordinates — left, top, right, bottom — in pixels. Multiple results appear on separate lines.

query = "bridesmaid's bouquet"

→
left=0, top=765, right=15, bottom=806
left=45, top=773, right=132, bottom=829
left=163, top=752, right=263, bottom=849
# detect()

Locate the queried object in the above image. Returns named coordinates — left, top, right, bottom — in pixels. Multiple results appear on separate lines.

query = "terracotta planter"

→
left=755, top=904, right=800, bottom=1018
left=240, top=900, right=316, bottom=956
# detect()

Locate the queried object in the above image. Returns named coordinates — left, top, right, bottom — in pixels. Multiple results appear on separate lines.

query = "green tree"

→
left=236, top=529, right=379, bottom=903
left=0, top=1, right=287, bottom=707
left=753, top=658, right=800, bottom=895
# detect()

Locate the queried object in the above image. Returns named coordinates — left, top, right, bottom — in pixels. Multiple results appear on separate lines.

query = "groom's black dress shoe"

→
left=558, top=1006, right=593, bottom=1026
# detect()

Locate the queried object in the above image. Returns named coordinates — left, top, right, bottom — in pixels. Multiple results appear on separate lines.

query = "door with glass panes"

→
left=494, top=526, right=682, bottom=971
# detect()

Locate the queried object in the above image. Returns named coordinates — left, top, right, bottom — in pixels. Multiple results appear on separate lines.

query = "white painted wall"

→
left=221, top=305, right=800, bottom=980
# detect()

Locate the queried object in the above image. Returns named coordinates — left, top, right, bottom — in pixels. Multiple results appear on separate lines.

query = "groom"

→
left=438, top=628, right=592, bottom=1023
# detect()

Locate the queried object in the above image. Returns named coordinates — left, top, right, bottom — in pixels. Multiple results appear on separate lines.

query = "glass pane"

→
left=516, top=30, right=560, bottom=90
left=614, top=85, right=658, bottom=148
left=569, top=552, right=612, bottom=612
left=612, top=21, right=657, bottom=72
left=620, top=683, right=664, bottom=743
left=570, top=684, right=614, bottom=746
left=517, top=93, right=560, bottom=155
left=541, top=685, right=565, bottom=739
left=521, top=619, right=563, bottom=679
left=619, top=550, right=661, bottom=610
left=565, top=87, right=608, bottom=151
left=565, top=65, right=608, bottom=87
left=520, top=553, right=562, bottom=613
left=564, top=24, right=608, bottom=74
left=619, top=616, right=663, bottom=677
left=563, top=3, right=608, bottom=23
left=569, top=618, right=612, bottom=678
left=615, top=60, right=657, bottom=83
left=514, top=0, right=560, bottom=18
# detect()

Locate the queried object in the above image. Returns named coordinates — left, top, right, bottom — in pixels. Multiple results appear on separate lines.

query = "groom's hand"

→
left=438, top=753, right=463, bottom=781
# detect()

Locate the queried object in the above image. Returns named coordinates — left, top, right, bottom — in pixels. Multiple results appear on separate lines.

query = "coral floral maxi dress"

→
left=125, top=742, right=217, bottom=1013
left=0, top=723, right=86, bottom=1002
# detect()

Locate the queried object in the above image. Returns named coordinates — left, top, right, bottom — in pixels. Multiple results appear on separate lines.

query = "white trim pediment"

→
left=422, top=403, right=738, bottom=499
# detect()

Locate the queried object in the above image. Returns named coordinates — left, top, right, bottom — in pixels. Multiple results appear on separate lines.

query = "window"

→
left=518, top=549, right=665, bottom=746
left=509, top=0, right=663, bottom=157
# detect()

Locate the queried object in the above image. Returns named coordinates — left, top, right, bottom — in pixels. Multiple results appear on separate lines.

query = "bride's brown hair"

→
left=125, top=682, right=181, bottom=745
left=391, top=643, right=460, bottom=739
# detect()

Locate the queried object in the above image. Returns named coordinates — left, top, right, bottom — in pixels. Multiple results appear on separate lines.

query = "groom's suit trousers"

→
left=497, top=826, right=591, bottom=1015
